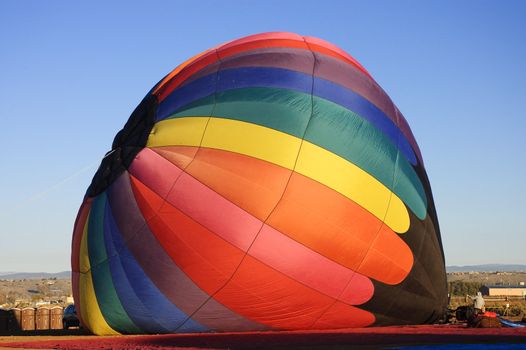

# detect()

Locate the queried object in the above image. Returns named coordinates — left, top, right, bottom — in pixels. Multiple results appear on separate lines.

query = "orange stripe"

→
left=154, top=146, right=197, bottom=169
left=154, top=146, right=290, bottom=220
left=130, top=175, right=374, bottom=329
left=269, top=173, right=413, bottom=285
left=153, top=146, right=413, bottom=285
left=131, top=149, right=375, bottom=306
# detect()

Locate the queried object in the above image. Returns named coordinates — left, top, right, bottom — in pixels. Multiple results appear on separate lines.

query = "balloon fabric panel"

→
left=72, top=32, right=447, bottom=334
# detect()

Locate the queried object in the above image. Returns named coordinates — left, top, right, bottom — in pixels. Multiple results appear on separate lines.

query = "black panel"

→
left=85, top=94, right=158, bottom=198
left=414, top=161, right=445, bottom=262
left=361, top=211, right=448, bottom=325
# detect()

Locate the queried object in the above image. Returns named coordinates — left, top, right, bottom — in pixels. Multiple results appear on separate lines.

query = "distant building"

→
left=480, top=285, right=526, bottom=297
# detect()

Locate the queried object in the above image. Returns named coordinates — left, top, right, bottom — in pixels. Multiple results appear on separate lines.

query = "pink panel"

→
left=129, top=148, right=182, bottom=198
left=250, top=225, right=374, bottom=305
left=167, top=172, right=262, bottom=252
left=129, top=147, right=374, bottom=306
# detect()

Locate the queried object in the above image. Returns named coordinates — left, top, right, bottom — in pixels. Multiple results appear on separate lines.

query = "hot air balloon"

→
left=71, top=32, right=447, bottom=335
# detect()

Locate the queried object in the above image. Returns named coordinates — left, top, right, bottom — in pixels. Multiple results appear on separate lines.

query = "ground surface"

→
left=0, top=325, right=526, bottom=350
left=0, top=279, right=71, bottom=307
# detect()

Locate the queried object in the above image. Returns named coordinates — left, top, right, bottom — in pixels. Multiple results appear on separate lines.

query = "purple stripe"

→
left=107, top=172, right=268, bottom=331
left=180, top=47, right=314, bottom=88
left=312, top=51, right=422, bottom=165
left=177, top=46, right=422, bottom=165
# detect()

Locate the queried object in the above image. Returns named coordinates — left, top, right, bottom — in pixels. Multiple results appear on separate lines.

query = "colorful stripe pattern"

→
left=72, top=32, right=447, bottom=334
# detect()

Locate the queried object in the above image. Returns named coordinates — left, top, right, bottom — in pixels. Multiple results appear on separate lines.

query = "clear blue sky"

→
left=1, top=0, right=525, bottom=272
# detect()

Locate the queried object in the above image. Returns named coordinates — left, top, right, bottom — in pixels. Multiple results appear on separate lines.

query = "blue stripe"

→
left=313, top=78, right=416, bottom=166
left=157, top=66, right=417, bottom=165
left=88, top=193, right=141, bottom=333
left=103, top=202, right=168, bottom=333
left=103, top=197, right=208, bottom=333
left=160, top=73, right=217, bottom=117
left=217, top=66, right=312, bottom=94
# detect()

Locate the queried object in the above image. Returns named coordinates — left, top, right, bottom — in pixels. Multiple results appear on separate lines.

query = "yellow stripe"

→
left=150, top=116, right=208, bottom=146
left=202, top=118, right=302, bottom=169
left=147, top=117, right=409, bottom=233
left=149, top=117, right=302, bottom=169
left=78, top=218, right=119, bottom=335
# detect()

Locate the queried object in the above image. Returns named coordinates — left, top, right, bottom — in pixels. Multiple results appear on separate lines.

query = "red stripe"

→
left=149, top=146, right=413, bottom=285
left=215, top=257, right=375, bottom=329
left=71, top=198, right=92, bottom=273
left=129, top=148, right=375, bottom=304
left=303, top=35, right=370, bottom=76
left=312, top=301, right=375, bottom=329
left=71, top=198, right=92, bottom=328
left=130, top=172, right=374, bottom=329
left=166, top=170, right=262, bottom=252
left=251, top=225, right=373, bottom=305
left=71, top=271, right=86, bottom=327
left=218, top=32, right=306, bottom=50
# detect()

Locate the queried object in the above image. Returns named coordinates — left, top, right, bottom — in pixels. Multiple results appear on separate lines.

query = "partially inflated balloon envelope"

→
left=72, top=32, right=447, bottom=335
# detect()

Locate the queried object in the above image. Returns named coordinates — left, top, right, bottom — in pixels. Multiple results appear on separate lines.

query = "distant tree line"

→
left=449, top=281, right=483, bottom=296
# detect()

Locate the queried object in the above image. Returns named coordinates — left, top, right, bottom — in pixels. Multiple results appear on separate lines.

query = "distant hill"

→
left=2, top=266, right=525, bottom=278
left=0, top=271, right=70, bottom=280
left=0, top=272, right=16, bottom=276
left=447, top=264, right=526, bottom=273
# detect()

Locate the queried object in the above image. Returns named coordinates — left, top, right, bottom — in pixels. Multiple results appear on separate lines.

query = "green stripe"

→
left=308, top=97, right=427, bottom=219
left=171, top=88, right=312, bottom=137
left=87, top=193, right=141, bottom=333
left=170, top=87, right=427, bottom=219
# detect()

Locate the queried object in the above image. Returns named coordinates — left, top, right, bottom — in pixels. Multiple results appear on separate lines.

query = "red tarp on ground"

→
left=1, top=325, right=526, bottom=349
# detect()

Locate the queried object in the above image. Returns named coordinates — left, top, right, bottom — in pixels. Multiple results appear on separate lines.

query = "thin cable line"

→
left=1, top=159, right=100, bottom=219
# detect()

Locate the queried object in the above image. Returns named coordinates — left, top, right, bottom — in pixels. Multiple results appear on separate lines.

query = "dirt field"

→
left=0, top=325, right=525, bottom=350
left=1, top=273, right=525, bottom=349
left=0, top=278, right=71, bottom=307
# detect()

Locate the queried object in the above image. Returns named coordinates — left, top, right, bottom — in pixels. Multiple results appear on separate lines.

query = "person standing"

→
left=472, top=292, right=485, bottom=313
